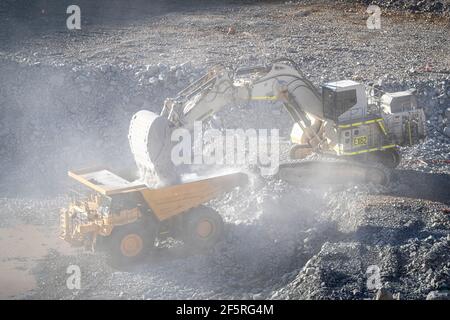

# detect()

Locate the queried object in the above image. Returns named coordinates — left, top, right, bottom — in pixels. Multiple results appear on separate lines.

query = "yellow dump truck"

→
left=60, top=167, right=248, bottom=266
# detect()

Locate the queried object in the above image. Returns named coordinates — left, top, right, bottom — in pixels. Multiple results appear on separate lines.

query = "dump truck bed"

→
left=68, top=167, right=248, bottom=221
left=68, top=167, right=146, bottom=195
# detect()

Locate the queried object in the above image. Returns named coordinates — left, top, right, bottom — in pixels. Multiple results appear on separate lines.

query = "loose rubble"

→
left=355, top=0, right=450, bottom=16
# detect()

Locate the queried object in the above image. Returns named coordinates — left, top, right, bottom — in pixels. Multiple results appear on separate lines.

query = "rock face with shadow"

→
left=276, top=186, right=450, bottom=300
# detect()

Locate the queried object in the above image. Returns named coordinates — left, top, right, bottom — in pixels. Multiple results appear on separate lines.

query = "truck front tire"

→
left=105, top=220, right=157, bottom=268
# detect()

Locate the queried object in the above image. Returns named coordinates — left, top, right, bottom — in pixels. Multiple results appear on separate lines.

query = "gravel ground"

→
left=0, top=0, right=449, bottom=300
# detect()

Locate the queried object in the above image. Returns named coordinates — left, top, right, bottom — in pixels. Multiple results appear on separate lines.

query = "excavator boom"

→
left=129, top=61, right=336, bottom=186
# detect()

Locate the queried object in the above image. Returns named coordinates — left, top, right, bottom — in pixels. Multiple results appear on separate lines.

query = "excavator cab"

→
left=321, top=80, right=366, bottom=122
left=290, top=79, right=426, bottom=168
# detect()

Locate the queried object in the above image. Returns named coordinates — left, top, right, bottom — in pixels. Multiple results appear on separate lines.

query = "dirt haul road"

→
left=0, top=0, right=449, bottom=300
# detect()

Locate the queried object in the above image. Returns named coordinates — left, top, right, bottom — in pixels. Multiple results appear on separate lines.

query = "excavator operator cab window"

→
left=322, top=87, right=357, bottom=122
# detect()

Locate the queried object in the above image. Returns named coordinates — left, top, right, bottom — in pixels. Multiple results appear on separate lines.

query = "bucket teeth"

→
left=59, top=209, right=69, bottom=240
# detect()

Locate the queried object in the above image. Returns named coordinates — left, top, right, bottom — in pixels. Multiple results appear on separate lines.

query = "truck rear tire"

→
left=105, top=220, right=157, bottom=268
left=182, top=206, right=224, bottom=251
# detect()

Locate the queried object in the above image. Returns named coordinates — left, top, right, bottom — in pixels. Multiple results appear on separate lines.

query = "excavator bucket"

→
left=128, top=110, right=178, bottom=187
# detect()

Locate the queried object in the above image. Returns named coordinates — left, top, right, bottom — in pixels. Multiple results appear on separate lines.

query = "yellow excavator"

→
left=61, top=59, right=426, bottom=266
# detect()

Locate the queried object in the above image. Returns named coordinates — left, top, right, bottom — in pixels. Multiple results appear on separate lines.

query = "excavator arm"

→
left=161, top=61, right=326, bottom=131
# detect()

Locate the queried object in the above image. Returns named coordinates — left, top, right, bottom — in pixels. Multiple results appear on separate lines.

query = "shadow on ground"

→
left=387, top=170, right=450, bottom=204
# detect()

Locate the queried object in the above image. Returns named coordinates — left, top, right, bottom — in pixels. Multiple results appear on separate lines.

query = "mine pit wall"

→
left=0, top=60, right=180, bottom=195
left=0, top=58, right=448, bottom=196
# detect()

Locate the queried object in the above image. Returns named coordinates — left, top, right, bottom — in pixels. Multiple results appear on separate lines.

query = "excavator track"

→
left=275, top=159, right=390, bottom=186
